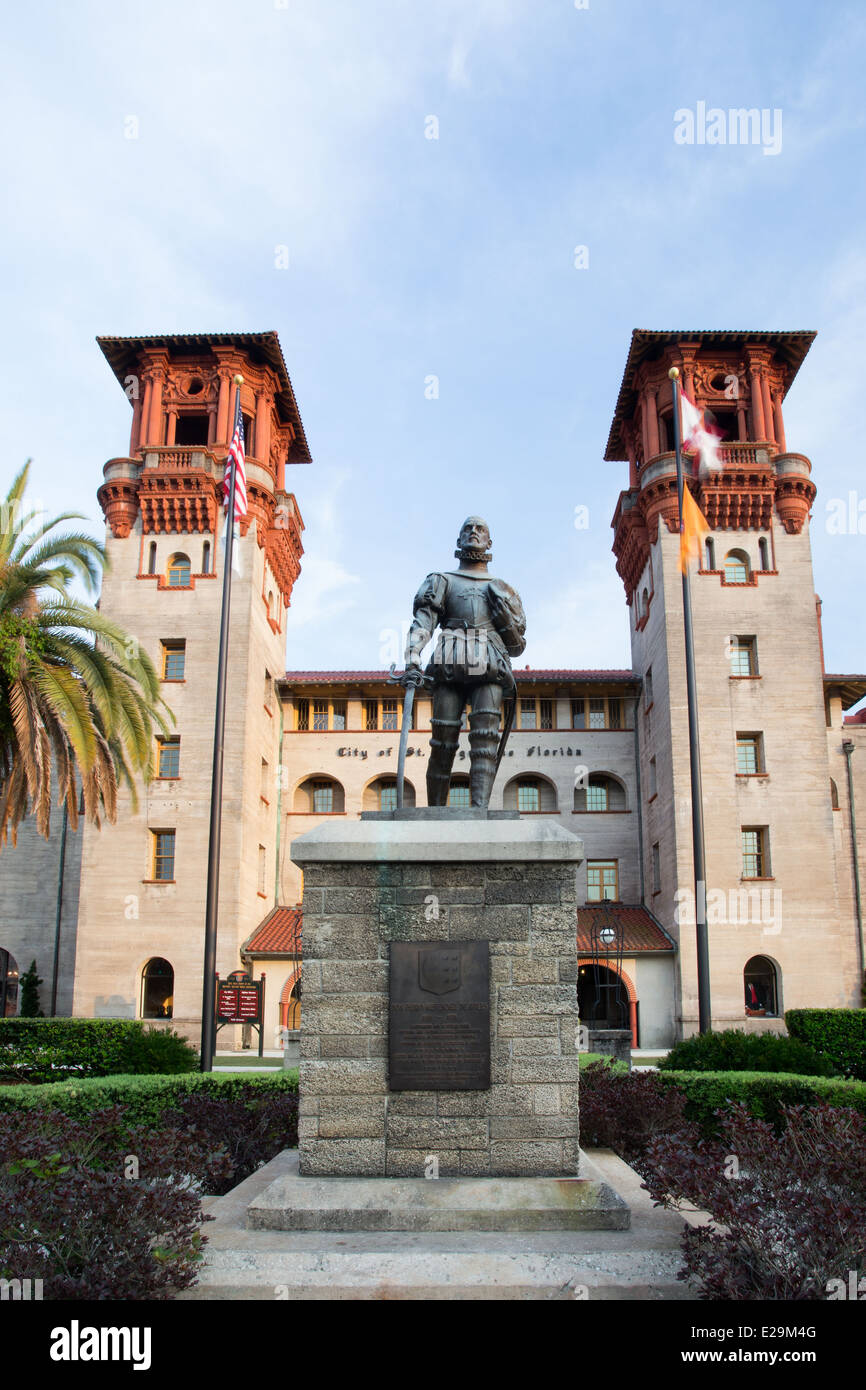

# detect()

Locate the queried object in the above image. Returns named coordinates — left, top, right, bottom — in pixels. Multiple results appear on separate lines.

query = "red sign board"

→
left=217, top=982, right=263, bottom=1024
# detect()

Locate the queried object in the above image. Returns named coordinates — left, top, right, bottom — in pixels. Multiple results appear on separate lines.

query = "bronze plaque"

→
left=389, top=940, right=490, bottom=1091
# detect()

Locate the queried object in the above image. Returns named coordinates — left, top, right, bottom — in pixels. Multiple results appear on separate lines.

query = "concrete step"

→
left=179, top=1149, right=698, bottom=1301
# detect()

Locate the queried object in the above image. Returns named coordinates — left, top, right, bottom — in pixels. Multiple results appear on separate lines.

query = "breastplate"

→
left=440, top=574, right=497, bottom=628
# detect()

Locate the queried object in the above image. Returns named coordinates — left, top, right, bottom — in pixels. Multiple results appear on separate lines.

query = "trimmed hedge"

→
left=0, top=1070, right=298, bottom=1126
left=785, top=1008, right=866, bottom=1080
left=657, top=1028, right=833, bottom=1076
left=658, top=1069, right=866, bottom=1132
left=0, top=1018, right=198, bottom=1081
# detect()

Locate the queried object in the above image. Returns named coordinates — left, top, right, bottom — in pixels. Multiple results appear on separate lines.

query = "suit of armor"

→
left=406, top=559, right=526, bottom=808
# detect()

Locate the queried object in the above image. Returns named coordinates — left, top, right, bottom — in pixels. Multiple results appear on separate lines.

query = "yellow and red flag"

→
left=679, top=483, right=710, bottom=575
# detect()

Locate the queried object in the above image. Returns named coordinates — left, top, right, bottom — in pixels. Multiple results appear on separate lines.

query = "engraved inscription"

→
left=389, top=940, right=490, bottom=1091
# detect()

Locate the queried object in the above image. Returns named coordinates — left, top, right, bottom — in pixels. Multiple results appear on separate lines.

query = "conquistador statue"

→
left=403, top=517, right=526, bottom=808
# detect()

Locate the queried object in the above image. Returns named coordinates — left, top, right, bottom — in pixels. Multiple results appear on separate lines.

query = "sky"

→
left=2, top=0, right=865, bottom=678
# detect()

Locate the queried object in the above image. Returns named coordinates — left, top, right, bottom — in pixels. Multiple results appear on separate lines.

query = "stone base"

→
left=247, top=1152, right=629, bottom=1233
left=291, top=816, right=585, bottom=1178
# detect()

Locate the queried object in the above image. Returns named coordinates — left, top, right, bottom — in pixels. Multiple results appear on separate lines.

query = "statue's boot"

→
left=427, top=717, right=460, bottom=805
left=469, top=710, right=500, bottom=807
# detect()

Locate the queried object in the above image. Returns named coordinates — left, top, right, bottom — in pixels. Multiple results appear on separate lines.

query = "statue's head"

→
left=455, top=516, right=492, bottom=564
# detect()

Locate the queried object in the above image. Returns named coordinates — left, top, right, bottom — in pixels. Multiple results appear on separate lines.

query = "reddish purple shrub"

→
left=643, top=1102, right=866, bottom=1300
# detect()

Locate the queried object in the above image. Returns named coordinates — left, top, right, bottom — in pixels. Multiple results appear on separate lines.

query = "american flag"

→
left=223, top=395, right=247, bottom=520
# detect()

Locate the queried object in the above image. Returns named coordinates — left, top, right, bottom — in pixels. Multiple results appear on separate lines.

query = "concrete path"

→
left=179, top=1148, right=698, bottom=1301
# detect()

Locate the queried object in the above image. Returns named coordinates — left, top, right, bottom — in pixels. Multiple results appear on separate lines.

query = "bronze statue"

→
left=398, top=517, right=526, bottom=809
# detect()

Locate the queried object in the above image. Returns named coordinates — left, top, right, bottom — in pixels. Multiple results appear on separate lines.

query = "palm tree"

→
left=0, top=462, right=171, bottom=845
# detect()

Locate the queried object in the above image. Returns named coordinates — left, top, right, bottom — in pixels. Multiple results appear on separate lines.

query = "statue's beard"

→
left=455, top=546, right=492, bottom=564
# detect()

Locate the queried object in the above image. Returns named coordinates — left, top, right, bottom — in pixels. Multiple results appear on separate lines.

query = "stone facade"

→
left=292, top=818, right=583, bottom=1177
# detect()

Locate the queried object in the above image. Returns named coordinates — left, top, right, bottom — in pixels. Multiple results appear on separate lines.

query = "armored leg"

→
left=427, top=685, right=464, bottom=806
left=468, top=683, right=504, bottom=808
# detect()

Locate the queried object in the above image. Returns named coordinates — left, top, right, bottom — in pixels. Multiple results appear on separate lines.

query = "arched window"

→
left=744, top=955, right=779, bottom=1016
left=167, top=553, right=191, bottom=587
left=574, top=773, right=627, bottom=812
left=141, top=958, right=174, bottom=1019
left=148, top=541, right=157, bottom=575
left=503, top=774, right=557, bottom=813
left=704, top=537, right=715, bottom=570
left=267, top=589, right=276, bottom=622
left=830, top=778, right=840, bottom=810
left=294, top=776, right=346, bottom=814
left=361, top=777, right=417, bottom=811
left=280, top=972, right=301, bottom=1030
left=448, top=775, right=471, bottom=808
left=202, top=540, right=211, bottom=574
left=758, top=537, right=769, bottom=570
left=724, top=549, right=750, bottom=584
left=641, top=587, right=649, bottom=620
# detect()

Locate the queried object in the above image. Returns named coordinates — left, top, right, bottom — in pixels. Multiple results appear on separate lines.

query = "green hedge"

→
left=0, top=1070, right=298, bottom=1125
left=657, top=1028, right=833, bottom=1076
left=658, top=1069, right=866, bottom=1132
left=0, top=1018, right=198, bottom=1080
left=785, top=1008, right=866, bottom=1080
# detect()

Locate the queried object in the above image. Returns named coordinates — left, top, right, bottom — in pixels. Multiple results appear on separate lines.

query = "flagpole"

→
left=669, top=366, right=712, bottom=1034
left=200, top=373, right=244, bottom=1071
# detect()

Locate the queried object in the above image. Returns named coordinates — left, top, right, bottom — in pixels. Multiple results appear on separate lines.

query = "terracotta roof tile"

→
left=243, top=904, right=674, bottom=959
left=244, top=907, right=301, bottom=955
left=578, top=905, right=675, bottom=954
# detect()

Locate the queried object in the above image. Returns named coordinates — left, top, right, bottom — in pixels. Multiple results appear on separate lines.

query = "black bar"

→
left=200, top=382, right=241, bottom=1071
left=670, top=370, right=712, bottom=1033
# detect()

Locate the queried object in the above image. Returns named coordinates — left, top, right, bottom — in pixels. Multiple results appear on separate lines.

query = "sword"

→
left=387, top=663, right=427, bottom=808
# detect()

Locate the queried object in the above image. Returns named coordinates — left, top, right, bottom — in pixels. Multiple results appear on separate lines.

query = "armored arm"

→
left=487, top=580, right=527, bottom=658
left=405, top=573, right=448, bottom=669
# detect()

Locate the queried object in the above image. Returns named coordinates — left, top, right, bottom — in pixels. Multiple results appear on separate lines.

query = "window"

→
left=156, top=737, right=180, bottom=779
left=574, top=774, right=627, bottom=812
left=242, top=414, right=254, bottom=455
left=379, top=782, right=398, bottom=811
left=759, top=537, right=769, bottom=570
left=744, top=955, right=778, bottom=1015
left=296, top=698, right=309, bottom=730
left=448, top=779, right=471, bottom=808
left=258, top=845, right=266, bottom=895
left=202, top=540, right=211, bottom=574
left=364, top=700, right=378, bottom=731
left=332, top=701, right=347, bottom=731
left=741, top=827, right=769, bottom=879
left=641, top=587, right=649, bottom=620
left=587, top=861, right=618, bottom=901
left=313, top=700, right=329, bottom=731
left=148, top=541, right=157, bottom=575
left=704, top=537, right=715, bottom=570
left=517, top=781, right=540, bottom=812
left=520, top=698, right=537, bottom=730
left=830, top=778, right=840, bottom=811
left=649, top=756, right=657, bottom=799
left=161, top=640, right=186, bottom=681
left=151, top=830, right=176, bottom=881
left=167, top=553, right=191, bottom=587
left=264, top=673, right=274, bottom=712
left=730, top=636, right=758, bottom=677
left=652, top=842, right=661, bottom=894
left=588, top=698, right=605, bottom=729
left=174, top=413, right=209, bottom=446
left=724, top=550, right=750, bottom=584
left=570, top=697, right=623, bottom=730
left=295, top=777, right=345, bottom=813
left=539, top=700, right=553, bottom=730
left=141, top=958, right=173, bottom=1019
left=645, top=669, right=654, bottom=706
left=736, top=734, right=763, bottom=774
left=382, top=699, right=399, bottom=732
left=260, top=758, right=269, bottom=801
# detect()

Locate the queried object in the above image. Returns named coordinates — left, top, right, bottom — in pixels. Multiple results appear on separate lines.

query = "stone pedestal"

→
left=290, top=813, right=584, bottom=1178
